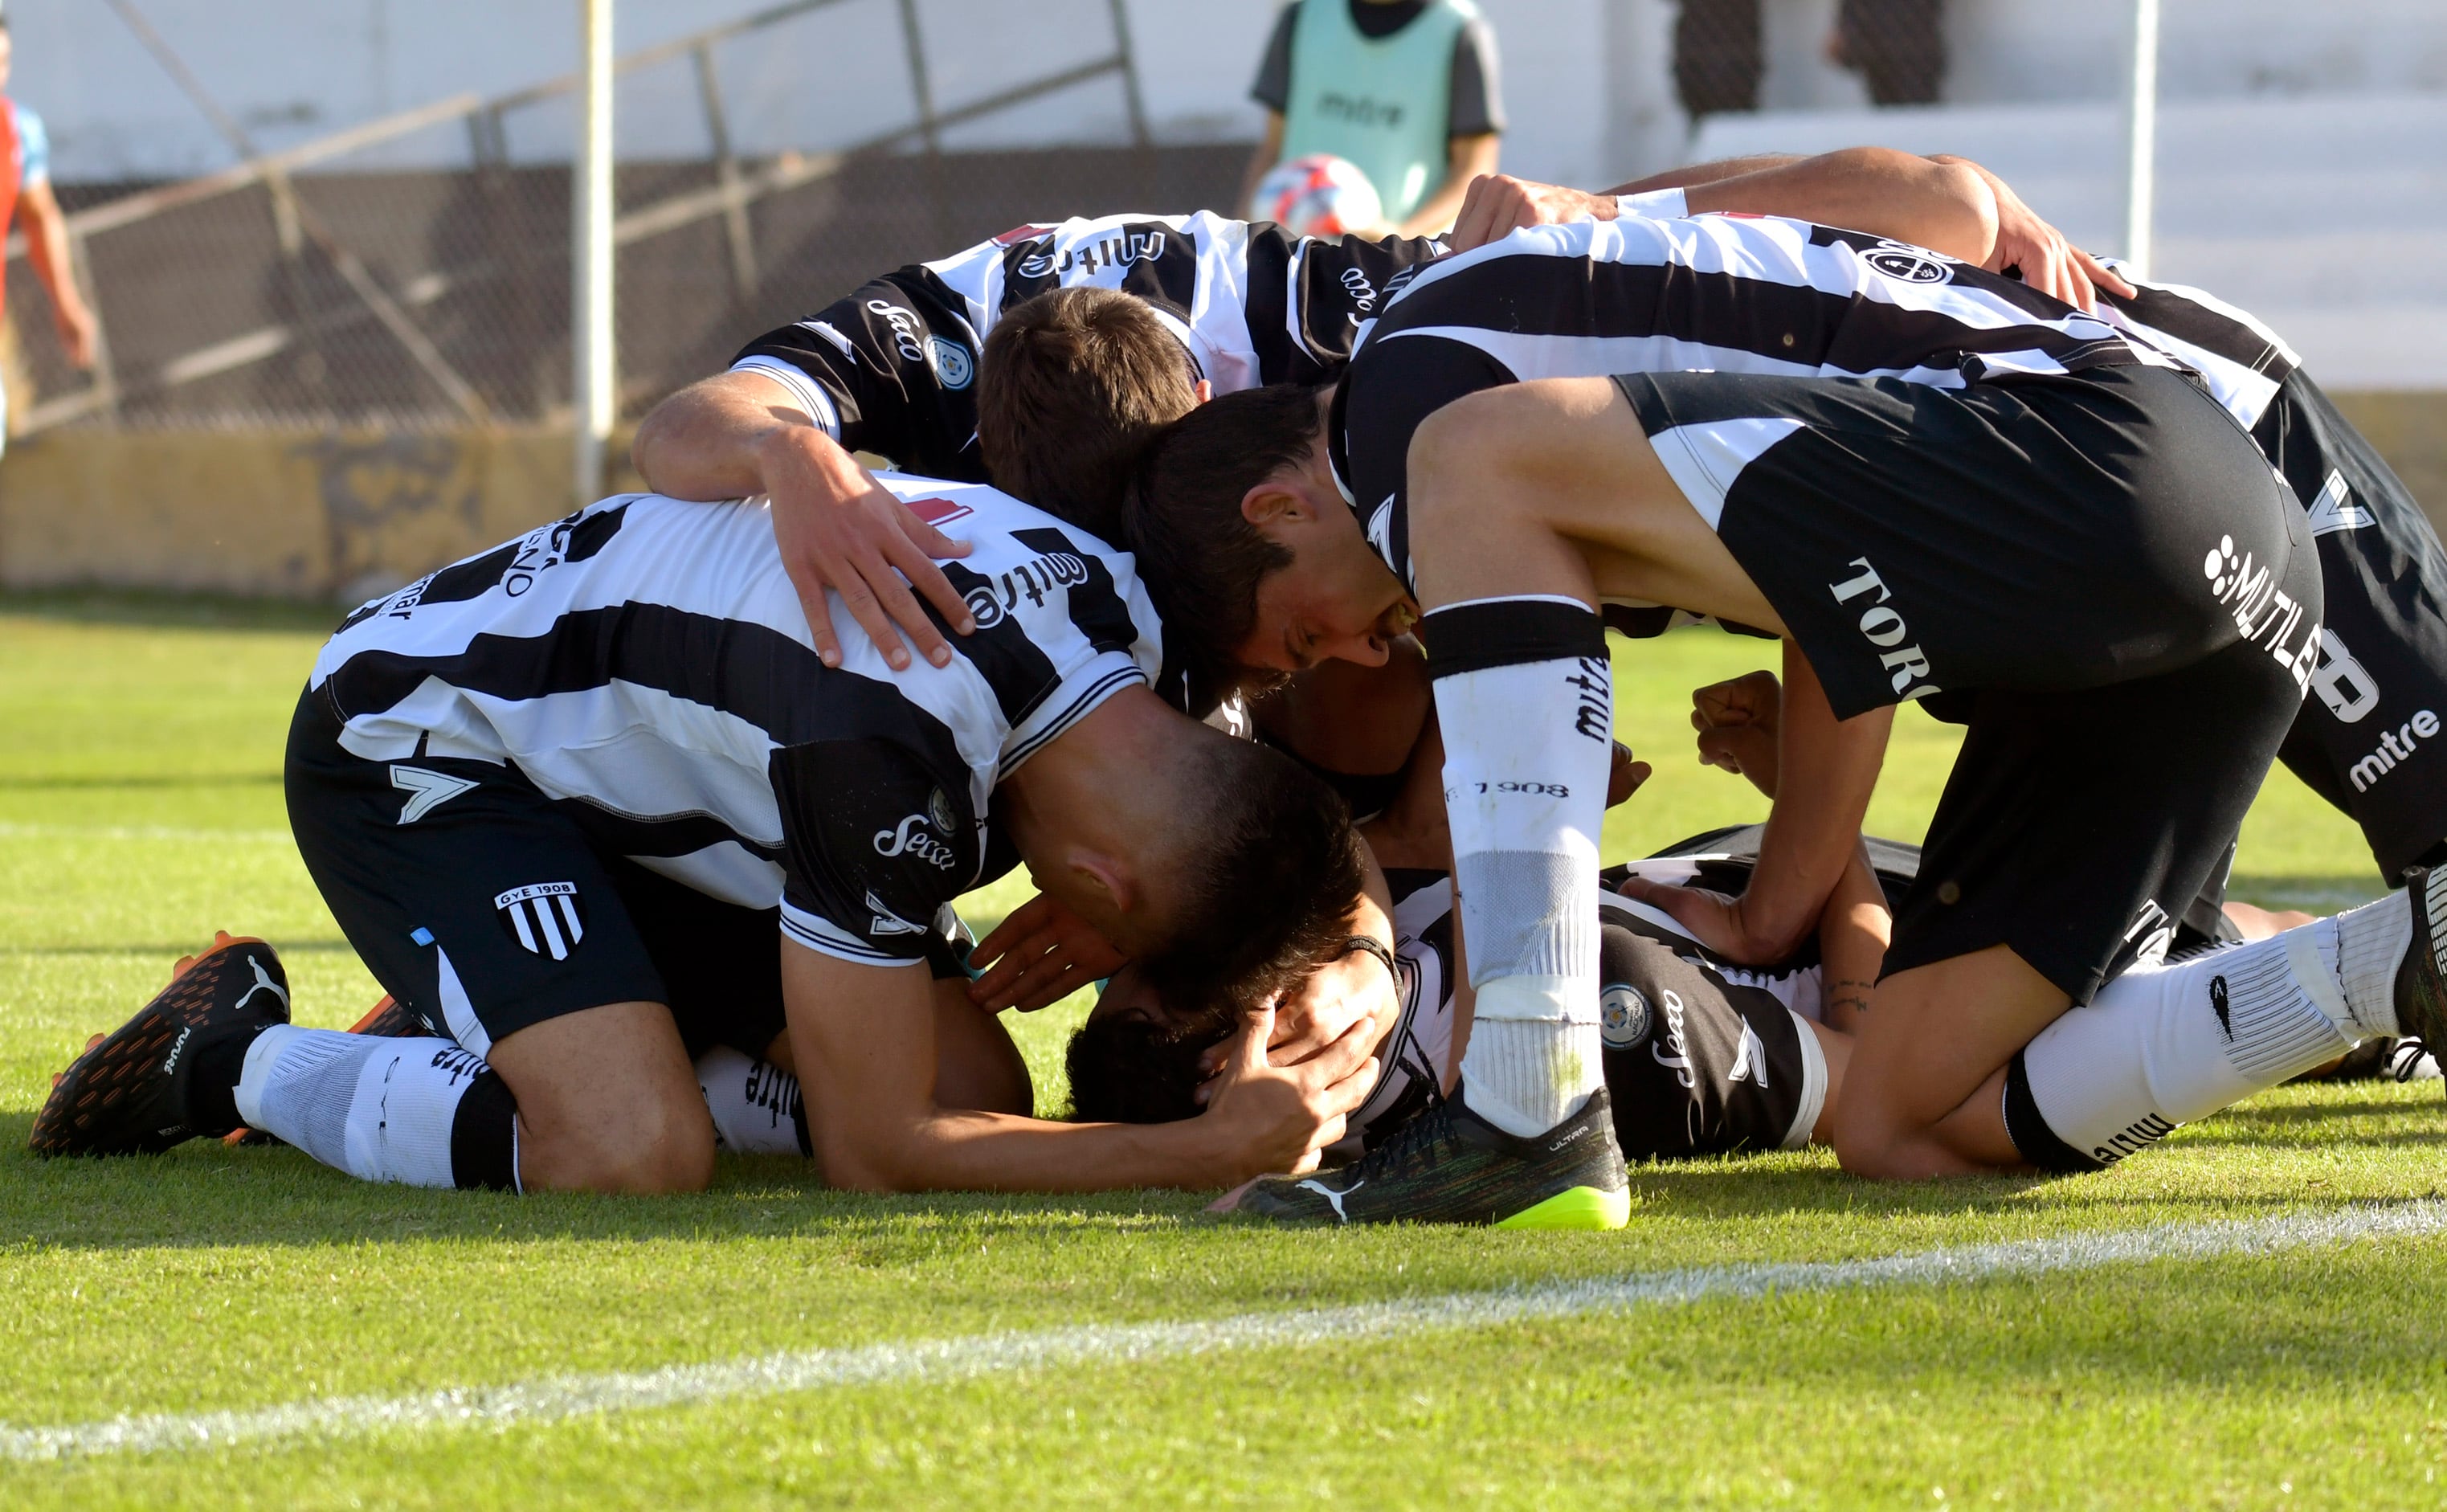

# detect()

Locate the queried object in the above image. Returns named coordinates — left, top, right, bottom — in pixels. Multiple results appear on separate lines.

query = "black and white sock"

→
left=233, top=1026, right=519, bottom=1190
left=694, top=1046, right=810, bottom=1156
left=2006, top=893, right=2412, bottom=1171
left=1426, top=596, right=1614, bottom=1137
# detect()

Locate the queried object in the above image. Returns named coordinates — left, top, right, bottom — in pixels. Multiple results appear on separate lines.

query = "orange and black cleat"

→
left=29, top=932, right=292, bottom=1158
left=346, top=994, right=426, bottom=1038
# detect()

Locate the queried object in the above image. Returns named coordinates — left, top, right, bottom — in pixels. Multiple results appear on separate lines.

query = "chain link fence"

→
left=2, top=0, right=1251, bottom=439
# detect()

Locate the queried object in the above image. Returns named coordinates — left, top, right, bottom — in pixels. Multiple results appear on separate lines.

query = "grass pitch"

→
left=1, top=590, right=2440, bottom=1509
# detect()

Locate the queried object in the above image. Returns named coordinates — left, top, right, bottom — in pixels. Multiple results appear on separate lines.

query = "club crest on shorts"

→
left=1600, top=982, right=1652, bottom=1048
left=496, top=881, right=584, bottom=960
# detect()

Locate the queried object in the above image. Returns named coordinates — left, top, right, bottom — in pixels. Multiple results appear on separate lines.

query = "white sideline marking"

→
left=7, top=1202, right=2441, bottom=1462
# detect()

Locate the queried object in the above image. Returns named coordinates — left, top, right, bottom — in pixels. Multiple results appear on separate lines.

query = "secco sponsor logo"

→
left=1652, top=989, right=1696, bottom=1089
left=866, top=300, right=927, bottom=363
left=873, top=811, right=957, bottom=871
left=2350, top=709, right=2439, bottom=794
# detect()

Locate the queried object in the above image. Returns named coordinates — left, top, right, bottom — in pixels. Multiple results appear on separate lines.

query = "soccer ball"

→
left=1250, top=153, right=1385, bottom=239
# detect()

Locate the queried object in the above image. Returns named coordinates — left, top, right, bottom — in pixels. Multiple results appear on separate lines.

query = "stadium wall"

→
left=2, top=397, right=2440, bottom=602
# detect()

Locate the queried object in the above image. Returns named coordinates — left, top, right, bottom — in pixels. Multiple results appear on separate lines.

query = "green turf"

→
left=2, top=592, right=2438, bottom=1510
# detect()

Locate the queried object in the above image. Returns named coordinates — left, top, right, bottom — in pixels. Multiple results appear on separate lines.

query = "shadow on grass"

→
left=0, top=587, right=342, bottom=635
left=6, top=939, right=355, bottom=958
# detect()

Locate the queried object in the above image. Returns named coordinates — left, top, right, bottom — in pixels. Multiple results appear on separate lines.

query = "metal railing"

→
left=5, top=0, right=1150, bottom=436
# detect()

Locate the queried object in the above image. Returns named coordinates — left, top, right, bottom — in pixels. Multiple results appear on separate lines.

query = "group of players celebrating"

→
left=35, top=144, right=2447, bottom=1230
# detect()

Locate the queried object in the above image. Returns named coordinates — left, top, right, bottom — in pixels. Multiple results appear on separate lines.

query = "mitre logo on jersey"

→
left=1015, top=230, right=1166, bottom=280
left=959, top=547, right=1091, bottom=630
left=1863, top=241, right=1955, bottom=285
left=864, top=891, right=928, bottom=937
left=495, top=881, right=584, bottom=961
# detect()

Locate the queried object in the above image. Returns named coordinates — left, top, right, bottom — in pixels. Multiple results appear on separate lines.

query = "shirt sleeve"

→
left=1448, top=17, right=1505, bottom=136
left=14, top=104, right=48, bottom=188
left=770, top=736, right=980, bottom=971
left=1250, top=4, right=1301, bottom=112
left=726, top=266, right=987, bottom=478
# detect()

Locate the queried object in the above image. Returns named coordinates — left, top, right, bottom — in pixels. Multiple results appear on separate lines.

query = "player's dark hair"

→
left=1138, top=729, right=1366, bottom=1013
left=1122, top=382, right=1325, bottom=701
left=1064, top=1008, right=1232, bottom=1124
left=978, top=287, right=1200, bottom=541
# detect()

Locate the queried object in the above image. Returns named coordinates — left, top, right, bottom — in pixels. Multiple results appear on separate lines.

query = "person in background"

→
left=1240, top=0, right=1503, bottom=240
left=0, top=10, right=96, bottom=455
left=1827, top=0, right=1945, bottom=107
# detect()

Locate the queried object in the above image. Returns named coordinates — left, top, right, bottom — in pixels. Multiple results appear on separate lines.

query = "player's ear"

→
left=1192, top=378, right=1213, bottom=405
left=1240, top=475, right=1310, bottom=531
left=1064, top=849, right=1137, bottom=917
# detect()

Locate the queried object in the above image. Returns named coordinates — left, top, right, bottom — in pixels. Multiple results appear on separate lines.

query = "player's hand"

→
left=53, top=300, right=96, bottom=370
left=754, top=427, right=974, bottom=671
left=1691, top=669, right=1783, bottom=797
left=1979, top=172, right=2133, bottom=313
left=1194, top=945, right=1395, bottom=1103
left=1447, top=174, right=1620, bottom=252
left=1609, top=876, right=1793, bottom=966
left=966, top=893, right=1130, bottom=1013
left=1198, top=1003, right=1379, bottom=1181
left=1608, top=740, right=1652, bottom=807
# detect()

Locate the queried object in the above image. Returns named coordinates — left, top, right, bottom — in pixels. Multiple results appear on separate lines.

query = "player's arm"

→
left=1395, top=133, right=1501, bottom=239
left=1922, top=154, right=2133, bottom=311
left=16, top=174, right=94, bottom=369
left=1816, top=841, right=1892, bottom=1035
left=1238, top=111, right=1287, bottom=222
left=1681, top=147, right=1999, bottom=268
left=785, top=944, right=1374, bottom=1191
left=1620, top=643, right=1891, bottom=964
left=631, top=273, right=985, bottom=672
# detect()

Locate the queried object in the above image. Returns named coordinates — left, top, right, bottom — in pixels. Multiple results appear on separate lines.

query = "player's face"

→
left=1235, top=519, right=1417, bottom=674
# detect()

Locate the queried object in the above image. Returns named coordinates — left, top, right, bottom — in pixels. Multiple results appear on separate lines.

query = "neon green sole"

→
left=1493, top=1184, right=1631, bottom=1232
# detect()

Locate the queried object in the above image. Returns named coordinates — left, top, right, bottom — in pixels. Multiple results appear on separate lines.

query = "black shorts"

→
left=1613, top=365, right=2320, bottom=719
left=2259, top=370, right=2447, bottom=878
left=284, top=693, right=804, bottom=1060
left=1881, top=633, right=2304, bottom=1000
left=1594, top=901, right=1828, bottom=1158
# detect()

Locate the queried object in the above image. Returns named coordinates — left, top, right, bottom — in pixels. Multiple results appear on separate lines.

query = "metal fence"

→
left=0, top=0, right=1235, bottom=438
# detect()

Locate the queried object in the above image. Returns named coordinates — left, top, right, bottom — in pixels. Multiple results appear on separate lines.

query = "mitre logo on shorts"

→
left=495, top=881, right=585, bottom=961
left=1599, top=982, right=1652, bottom=1048
left=1862, top=241, right=1955, bottom=284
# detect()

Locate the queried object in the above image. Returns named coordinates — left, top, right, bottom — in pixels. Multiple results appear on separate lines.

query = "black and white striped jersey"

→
left=729, top=211, right=1441, bottom=480
left=1338, top=863, right=1831, bottom=1153
left=1333, top=210, right=2174, bottom=598
left=308, top=476, right=1162, bottom=970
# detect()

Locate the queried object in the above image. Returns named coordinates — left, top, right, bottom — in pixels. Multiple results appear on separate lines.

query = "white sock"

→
left=2328, top=889, right=2413, bottom=1038
left=2009, top=922, right=2372, bottom=1171
left=235, top=1025, right=520, bottom=1190
left=695, top=1046, right=808, bottom=1156
left=1426, top=597, right=1613, bottom=1136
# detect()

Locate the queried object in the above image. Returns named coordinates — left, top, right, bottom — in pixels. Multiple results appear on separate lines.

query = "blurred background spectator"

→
left=1675, top=0, right=1942, bottom=120
left=1827, top=0, right=1944, bottom=106
left=0, top=9, right=95, bottom=458
left=1240, top=0, right=1504, bottom=238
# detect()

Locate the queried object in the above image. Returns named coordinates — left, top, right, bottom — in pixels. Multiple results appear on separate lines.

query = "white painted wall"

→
left=8, top=2, right=2445, bottom=381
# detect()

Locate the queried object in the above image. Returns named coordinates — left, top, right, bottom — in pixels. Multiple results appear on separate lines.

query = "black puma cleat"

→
left=2397, top=868, right=2447, bottom=1101
left=1224, top=1085, right=1631, bottom=1228
left=29, top=933, right=291, bottom=1158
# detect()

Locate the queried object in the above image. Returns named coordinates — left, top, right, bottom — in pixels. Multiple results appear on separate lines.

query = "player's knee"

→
left=521, top=1093, right=716, bottom=1195
left=1827, top=1094, right=1916, bottom=1181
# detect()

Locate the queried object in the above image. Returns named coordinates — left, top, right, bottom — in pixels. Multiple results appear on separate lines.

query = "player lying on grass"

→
left=1126, top=148, right=2447, bottom=1220
left=29, top=476, right=1389, bottom=1196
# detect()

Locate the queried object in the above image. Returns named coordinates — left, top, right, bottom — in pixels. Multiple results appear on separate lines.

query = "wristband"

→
left=1338, top=935, right=1399, bottom=984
